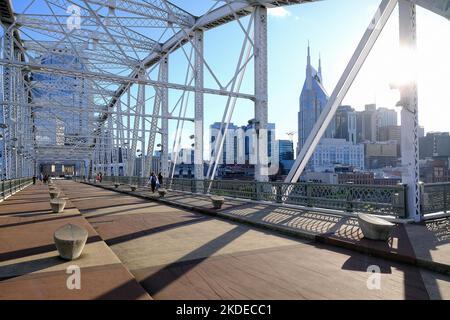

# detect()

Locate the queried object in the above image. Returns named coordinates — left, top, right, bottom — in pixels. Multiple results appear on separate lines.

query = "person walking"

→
left=99, top=172, right=103, bottom=183
left=157, top=172, right=163, bottom=187
left=149, top=172, right=157, bottom=193
left=32, top=175, right=36, bottom=185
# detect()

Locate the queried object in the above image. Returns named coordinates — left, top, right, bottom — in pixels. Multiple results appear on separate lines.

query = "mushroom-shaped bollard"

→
left=54, top=223, right=88, bottom=260
left=211, top=196, right=224, bottom=209
left=50, top=198, right=67, bottom=213
left=130, top=185, right=137, bottom=191
left=114, top=183, right=120, bottom=188
left=357, top=213, right=395, bottom=241
left=158, top=188, right=167, bottom=197
left=49, top=190, right=60, bottom=199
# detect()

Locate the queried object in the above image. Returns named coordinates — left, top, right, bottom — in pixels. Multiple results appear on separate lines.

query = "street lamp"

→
left=248, top=118, right=260, bottom=135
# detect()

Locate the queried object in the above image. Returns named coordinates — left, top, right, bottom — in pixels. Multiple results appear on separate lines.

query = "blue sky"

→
left=10, top=0, right=450, bottom=156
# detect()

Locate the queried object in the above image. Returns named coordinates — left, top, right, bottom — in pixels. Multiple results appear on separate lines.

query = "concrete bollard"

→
left=54, top=223, right=88, bottom=260
left=50, top=198, right=67, bottom=213
left=157, top=188, right=167, bottom=197
left=211, top=196, right=225, bottom=209
left=49, top=190, right=60, bottom=199
left=357, top=213, right=395, bottom=241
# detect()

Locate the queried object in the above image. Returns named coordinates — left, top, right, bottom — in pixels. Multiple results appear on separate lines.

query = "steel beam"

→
left=194, top=29, right=204, bottom=180
left=399, top=0, right=421, bottom=221
left=254, top=6, right=269, bottom=182
left=126, top=72, right=144, bottom=177
left=160, top=55, right=169, bottom=178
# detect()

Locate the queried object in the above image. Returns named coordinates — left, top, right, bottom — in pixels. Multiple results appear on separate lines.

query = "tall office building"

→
left=278, top=140, right=294, bottom=161
left=334, top=105, right=357, bottom=144
left=308, top=138, right=364, bottom=172
left=356, top=104, right=377, bottom=143
left=209, top=122, right=276, bottom=165
left=31, top=48, right=90, bottom=147
left=419, top=132, right=450, bottom=159
left=298, top=45, right=333, bottom=154
left=378, top=125, right=401, bottom=144
left=376, top=107, right=398, bottom=128
left=356, top=105, right=398, bottom=143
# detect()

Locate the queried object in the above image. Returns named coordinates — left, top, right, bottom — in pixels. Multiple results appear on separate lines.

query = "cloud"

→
left=267, top=7, right=292, bottom=18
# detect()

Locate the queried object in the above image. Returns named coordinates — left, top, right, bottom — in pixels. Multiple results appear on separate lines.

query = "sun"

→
left=390, top=47, right=418, bottom=89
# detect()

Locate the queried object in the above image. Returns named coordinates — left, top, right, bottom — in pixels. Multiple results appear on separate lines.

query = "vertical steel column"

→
left=160, top=56, right=169, bottom=178
left=127, top=75, right=145, bottom=177
left=194, top=30, right=204, bottom=180
left=141, top=86, right=146, bottom=178
left=144, top=66, right=164, bottom=177
left=106, top=116, right=113, bottom=176
left=2, top=25, right=13, bottom=179
left=254, top=6, right=269, bottom=182
left=399, top=0, right=421, bottom=221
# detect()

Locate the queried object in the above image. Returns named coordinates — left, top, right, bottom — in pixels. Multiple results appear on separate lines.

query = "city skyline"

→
left=176, top=0, right=450, bottom=153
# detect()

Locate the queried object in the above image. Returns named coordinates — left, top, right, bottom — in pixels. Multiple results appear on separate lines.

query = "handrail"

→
left=0, top=177, right=34, bottom=200
left=422, top=182, right=450, bottom=214
left=76, top=176, right=407, bottom=218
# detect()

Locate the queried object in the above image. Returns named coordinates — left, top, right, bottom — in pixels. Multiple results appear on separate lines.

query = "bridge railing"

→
left=166, top=178, right=407, bottom=218
left=1, top=178, right=33, bottom=200
left=421, top=182, right=450, bottom=214
left=76, top=176, right=407, bottom=218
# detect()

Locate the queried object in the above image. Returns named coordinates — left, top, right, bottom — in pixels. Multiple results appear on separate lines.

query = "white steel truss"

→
left=0, top=0, right=448, bottom=222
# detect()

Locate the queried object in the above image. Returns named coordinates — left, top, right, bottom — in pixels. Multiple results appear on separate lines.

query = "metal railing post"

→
left=444, top=184, right=448, bottom=213
left=276, top=183, right=282, bottom=203
left=306, top=183, right=312, bottom=207
left=402, top=183, right=408, bottom=219
left=346, top=184, right=354, bottom=212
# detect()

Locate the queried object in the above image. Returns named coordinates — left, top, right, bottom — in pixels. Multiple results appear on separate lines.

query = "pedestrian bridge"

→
left=1, top=0, right=450, bottom=300
left=1, top=178, right=450, bottom=299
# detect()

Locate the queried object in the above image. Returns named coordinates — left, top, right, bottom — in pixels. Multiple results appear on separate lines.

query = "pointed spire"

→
left=318, top=53, right=322, bottom=81
left=306, top=41, right=312, bottom=89
left=307, top=40, right=311, bottom=67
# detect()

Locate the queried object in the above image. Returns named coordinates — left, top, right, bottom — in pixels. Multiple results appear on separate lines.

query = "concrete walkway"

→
left=58, top=180, right=450, bottom=299
left=0, top=181, right=151, bottom=300
left=91, top=180, right=450, bottom=276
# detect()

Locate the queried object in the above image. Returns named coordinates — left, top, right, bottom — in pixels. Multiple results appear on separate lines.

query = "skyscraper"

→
left=356, top=104, right=377, bottom=143
left=376, top=107, right=398, bottom=128
left=278, top=140, right=294, bottom=161
left=209, top=122, right=276, bottom=165
left=32, top=49, right=90, bottom=147
left=298, top=44, right=333, bottom=154
left=334, top=105, right=357, bottom=144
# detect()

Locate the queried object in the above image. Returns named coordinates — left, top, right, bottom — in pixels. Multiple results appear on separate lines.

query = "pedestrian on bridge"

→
left=149, top=172, right=157, bottom=193
left=158, top=172, right=163, bottom=187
